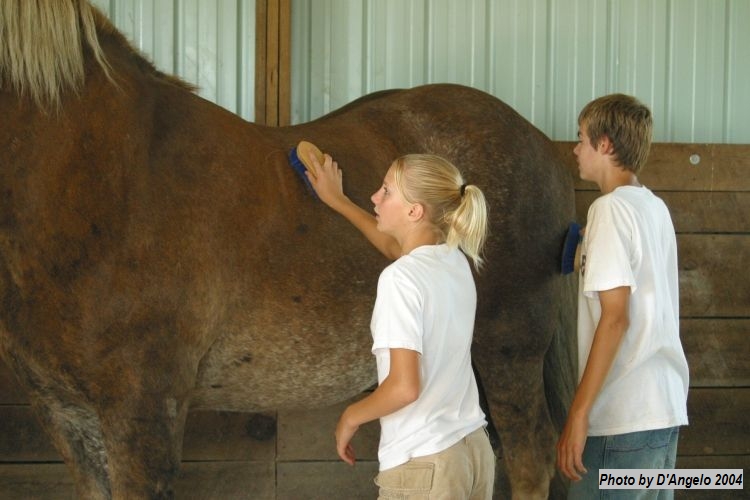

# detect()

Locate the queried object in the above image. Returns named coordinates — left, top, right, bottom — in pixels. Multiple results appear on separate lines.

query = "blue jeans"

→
left=568, top=427, right=680, bottom=500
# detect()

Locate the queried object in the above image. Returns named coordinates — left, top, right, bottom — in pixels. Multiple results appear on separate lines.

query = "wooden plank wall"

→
left=1, top=143, right=748, bottom=499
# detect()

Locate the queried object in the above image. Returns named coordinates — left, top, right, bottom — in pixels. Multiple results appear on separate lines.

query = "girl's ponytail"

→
left=446, top=184, right=489, bottom=269
left=393, top=154, right=489, bottom=269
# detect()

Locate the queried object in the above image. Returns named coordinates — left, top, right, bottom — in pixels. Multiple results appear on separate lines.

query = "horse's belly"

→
left=190, top=312, right=377, bottom=412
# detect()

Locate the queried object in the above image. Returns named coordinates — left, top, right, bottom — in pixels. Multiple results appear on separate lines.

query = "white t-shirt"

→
left=578, top=186, right=689, bottom=436
left=370, top=244, right=487, bottom=471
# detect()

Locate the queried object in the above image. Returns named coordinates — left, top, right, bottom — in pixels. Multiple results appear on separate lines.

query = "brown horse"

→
left=0, top=1, right=576, bottom=498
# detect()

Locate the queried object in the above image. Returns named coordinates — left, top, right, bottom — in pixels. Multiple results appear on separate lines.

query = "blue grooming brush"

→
left=561, top=222, right=582, bottom=275
left=288, top=140, right=323, bottom=199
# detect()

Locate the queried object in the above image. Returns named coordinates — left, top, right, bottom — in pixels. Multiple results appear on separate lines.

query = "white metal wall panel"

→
left=91, top=0, right=256, bottom=121
left=725, top=0, right=750, bottom=144
left=290, top=0, right=749, bottom=144
left=370, top=0, right=428, bottom=90
left=487, top=0, right=550, bottom=129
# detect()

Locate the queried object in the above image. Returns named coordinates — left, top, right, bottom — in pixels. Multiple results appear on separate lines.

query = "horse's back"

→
left=280, top=83, right=574, bottom=306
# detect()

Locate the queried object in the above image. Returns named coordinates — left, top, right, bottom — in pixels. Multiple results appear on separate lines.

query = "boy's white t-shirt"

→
left=370, top=244, right=486, bottom=471
left=579, top=186, right=689, bottom=436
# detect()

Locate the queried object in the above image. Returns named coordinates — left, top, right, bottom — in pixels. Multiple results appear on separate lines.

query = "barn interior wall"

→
left=290, top=0, right=750, bottom=144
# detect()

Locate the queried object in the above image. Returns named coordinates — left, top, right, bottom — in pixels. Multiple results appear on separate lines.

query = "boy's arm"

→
left=305, top=154, right=401, bottom=260
left=334, top=348, right=420, bottom=465
left=557, top=285, right=630, bottom=481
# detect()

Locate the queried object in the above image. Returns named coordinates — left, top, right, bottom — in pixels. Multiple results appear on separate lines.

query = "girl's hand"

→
left=304, top=152, right=401, bottom=259
left=335, top=407, right=359, bottom=466
left=306, top=153, right=346, bottom=210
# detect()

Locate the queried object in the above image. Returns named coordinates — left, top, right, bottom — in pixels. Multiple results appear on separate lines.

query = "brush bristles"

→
left=561, top=222, right=581, bottom=274
left=288, top=148, right=318, bottom=198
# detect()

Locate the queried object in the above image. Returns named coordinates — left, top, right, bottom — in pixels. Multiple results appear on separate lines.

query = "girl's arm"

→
left=335, top=348, right=420, bottom=465
left=305, top=154, right=401, bottom=260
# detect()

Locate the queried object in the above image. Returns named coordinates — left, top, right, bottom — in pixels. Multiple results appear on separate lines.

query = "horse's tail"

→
left=0, top=0, right=113, bottom=110
left=543, top=273, right=577, bottom=431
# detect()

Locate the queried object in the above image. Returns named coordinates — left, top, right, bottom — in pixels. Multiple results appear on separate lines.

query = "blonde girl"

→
left=307, top=153, right=494, bottom=500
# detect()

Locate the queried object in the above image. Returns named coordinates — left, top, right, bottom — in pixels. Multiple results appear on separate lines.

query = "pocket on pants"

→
left=375, top=462, right=434, bottom=497
left=607, top=428, right=673, bottom=452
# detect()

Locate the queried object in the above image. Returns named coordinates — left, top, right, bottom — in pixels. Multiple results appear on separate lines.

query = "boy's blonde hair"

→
left=578, top=93, right=653, bottom=173
left=391, top=154, right=489, bottom=269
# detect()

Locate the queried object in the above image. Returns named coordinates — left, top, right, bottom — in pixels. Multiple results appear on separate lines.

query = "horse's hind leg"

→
left=5, top=354, right=112, bottom=498
left=474, top=342, right=557, bottom=499
left=484, top=362, right=557, bottom=499
left=14, top=374, right=111, bottom=499
left=94, top=330, right=197, bottom=499
left=97, top=394, right=189, bottom=499
left=20, top=395, right=186, bottom=500
left=24, top=389, right=112, bottom=498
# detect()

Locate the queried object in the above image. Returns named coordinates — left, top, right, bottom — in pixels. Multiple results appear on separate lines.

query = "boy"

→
left=556, top=94, right=689, bottom=499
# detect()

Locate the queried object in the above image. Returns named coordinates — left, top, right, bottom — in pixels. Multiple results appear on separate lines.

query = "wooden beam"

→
left=255, top=0, right=290, bottom=126
left=278, top=0, right=291, bottom=125
left=575, top=191, right=750, bottom=233
left=682, top=319, right=750, bottom=387
left=679, top=388, right=750, bottom=456
left=254, top=0, right=267, bottom=124
left=555, top=142, right=750, bottom=192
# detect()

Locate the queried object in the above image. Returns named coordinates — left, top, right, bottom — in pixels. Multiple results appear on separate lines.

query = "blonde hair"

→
left=0, top=0, right=113, bottom=111
left=392, top=154, right=489, bottom=269
left=578, top=93, right=653, bottom=173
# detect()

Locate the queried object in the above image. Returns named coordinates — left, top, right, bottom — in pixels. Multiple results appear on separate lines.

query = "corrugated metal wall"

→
left=90, top=1, right=748, bottom=144
left=290, top=0, right=750, bottom=144
left=91, top=0, right=256, bottom=121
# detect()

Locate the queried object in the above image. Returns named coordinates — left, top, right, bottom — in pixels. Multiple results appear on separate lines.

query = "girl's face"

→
left=370, top=164, right=413, bottom=238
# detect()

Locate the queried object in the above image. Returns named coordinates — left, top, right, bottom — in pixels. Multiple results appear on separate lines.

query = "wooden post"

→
left=255, top=0, right=290, bottom=126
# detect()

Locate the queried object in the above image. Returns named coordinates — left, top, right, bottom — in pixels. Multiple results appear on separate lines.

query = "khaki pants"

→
left=375, top=427, right=495, bottom=500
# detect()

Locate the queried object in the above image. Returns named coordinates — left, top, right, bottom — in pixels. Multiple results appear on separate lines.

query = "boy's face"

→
left=573, top=122, right=606, bottom=183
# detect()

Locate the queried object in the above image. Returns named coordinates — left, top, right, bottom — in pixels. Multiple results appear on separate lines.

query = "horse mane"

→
left=0, top=0, right=193, bottom=111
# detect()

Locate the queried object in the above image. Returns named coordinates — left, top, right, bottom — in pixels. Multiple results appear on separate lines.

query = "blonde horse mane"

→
left=1, top=0, right=194, bottom=112
left=0, top=0, right=116, bottom=110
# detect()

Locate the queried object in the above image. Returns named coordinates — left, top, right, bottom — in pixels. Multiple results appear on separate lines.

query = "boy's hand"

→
left=556, top=412, right=589, bottom=481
